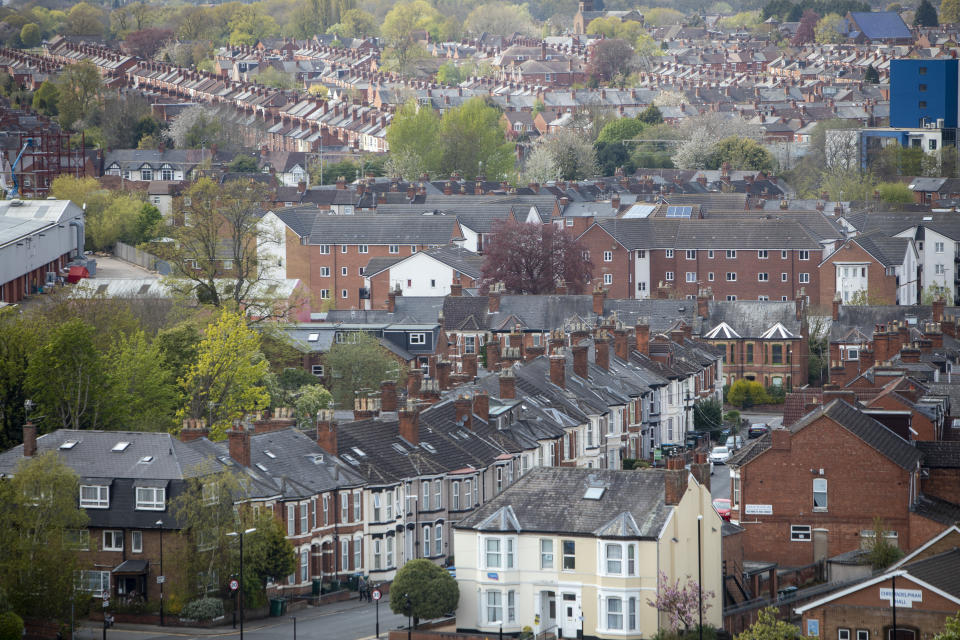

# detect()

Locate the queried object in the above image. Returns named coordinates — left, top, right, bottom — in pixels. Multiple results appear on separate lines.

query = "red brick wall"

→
left=736, top=414, right=918, bottom=567
left=819, top=243, right=898, bottom=306
left=652, top=248, right=821, bottom=302
left=710, top=337, right=808, bottom=388
left=922, top=469, right=960, bottom=504
left=578, top=225, right=632, bottom=298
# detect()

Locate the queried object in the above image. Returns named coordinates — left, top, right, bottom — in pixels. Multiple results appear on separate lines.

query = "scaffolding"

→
left=10, top=130, right=86, bottom=199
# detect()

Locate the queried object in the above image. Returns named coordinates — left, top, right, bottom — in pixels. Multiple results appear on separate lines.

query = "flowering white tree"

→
left=520, top=144, right=561, bottom=184
left=647, top=570, right=715, bottom=631
left=672, top=128, right=715, bottom=169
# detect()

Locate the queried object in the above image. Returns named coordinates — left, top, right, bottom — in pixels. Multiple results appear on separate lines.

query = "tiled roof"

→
left=916, top=441, right=960, bottom=468
left=911, top=493, right=960, bottom=526
left=904, top=547, right=960, bottom=598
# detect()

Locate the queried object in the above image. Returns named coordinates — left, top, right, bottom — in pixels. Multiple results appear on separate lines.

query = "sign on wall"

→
left=745, top=504, right=773, bottom=515
left=880, top=588, right=923, bottom=608
left=807, top=619, right=820, bottom=637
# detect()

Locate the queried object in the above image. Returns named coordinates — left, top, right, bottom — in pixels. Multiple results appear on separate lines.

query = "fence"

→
left=114, top=241, right=171, bottom=275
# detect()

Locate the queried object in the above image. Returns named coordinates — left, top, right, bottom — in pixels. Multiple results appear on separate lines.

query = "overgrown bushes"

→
left=181, top=597, right=224, bottom=621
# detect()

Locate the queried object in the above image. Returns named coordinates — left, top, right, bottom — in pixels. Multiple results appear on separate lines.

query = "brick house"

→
left=819, top=233, right=919, bottom=306
left=578, top=219, right=824, bottom=302
left=363, top=246, right=483, bottom=310
left=726, top=400, right=951, bottom=569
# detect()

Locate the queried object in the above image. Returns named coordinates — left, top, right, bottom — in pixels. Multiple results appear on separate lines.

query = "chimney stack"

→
left=663, top=460, right=687, bottom=505
left=486, top=338, right=501, bottom=371
left=228, top=422, right=251, bottom=467
left=635, top=320, right=650, bottom=356
left=550, top=351, right=566, bottom=388
left=316, top=409, right=337, bottom=454
left=473, top=391, right=490, bottom=421
left=22, top=422, right=36, bottom=457
left=398, top=401, right=420, bottom=445
left=488, top=282, right=502, bottom=313
left=380, top=380, right=398, bottom=412
left=595, top=332, right=610, bottom=371
left=437, top=360, right=452, bottom=390
left=179, top=418, right=210, bottom=442
left=407, top=364, right=423, bottom=397
left=592, top=287, right=607, bottom=316
left=572, top=344, right=589, bottom=378
left=613, top=324, right=629, bottom=361
left=455, top=395, right=473, bottom=429
left=499, top=367, right=516, bottom=399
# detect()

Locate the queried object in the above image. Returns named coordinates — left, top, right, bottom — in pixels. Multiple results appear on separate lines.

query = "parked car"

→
left=748, top=423, right=769, bottom=438
left=712, top=498, right=731, bottom=521
left=709, top=445, right=731, bottom=464
left=725, top=435, right=744, bottom=449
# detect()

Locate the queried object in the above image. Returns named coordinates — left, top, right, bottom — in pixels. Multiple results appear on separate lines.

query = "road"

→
left=75, top=598, right=411, bottom=640
left=710, top=412, right=783, bottom=502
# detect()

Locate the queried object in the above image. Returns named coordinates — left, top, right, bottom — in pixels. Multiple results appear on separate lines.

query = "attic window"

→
left=309, top=454, right=324, bottom=464
left=60, top=440, right=79, bottom=450
left=264, top=450, right=276, bottom=459
left=583, top=486, right=606, bottom=500
left=112, top=442, right=131, bottom=452
left=217, top=455, right=234, bottom=466
left=308, top=333, right=319, bottom=342
left=351, top=447, right=366, bottom=457
left=343, top=453, right=359, bottom=466
left=392, top=443, right=408, bottom=454
left=421, top=442, right=438, bottom=454
left=139, top=456, right=154, bottom=464
left=923, top=216, right=933, bottom=221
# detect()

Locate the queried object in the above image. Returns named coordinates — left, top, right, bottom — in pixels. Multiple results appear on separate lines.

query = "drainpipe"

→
left=69, top=219, right=85, bottom=259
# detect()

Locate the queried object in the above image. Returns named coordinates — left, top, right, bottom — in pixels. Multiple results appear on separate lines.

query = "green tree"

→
left=464, top=2, right=536, bottom=36
left=877, top=181, right=913, bottom=203
left=597, top=117, right=645, bottom=144
left=26, top=319, right=115, bottom=431
left=31, top=80, right=59, bottom=116
left=386, top=100, right=441, bottom=177
left=54, top=61, right=104, bottom=130
left=863, top=517, right=904, bottom=569
left=244, top=510, right=297, bottom=602
left=914, top=0, right=938, bottom=25
left=726, top=379, right=769, bottom=410
left=0, top=311, right=37, bottom=449
left=436, top=61, right=462, bottom=85
left=65, top=2, right=106, bottom=37
left=736, top=607, right=802, bottom=640
left=228, top=154, right=260, bottom=173
left=864, top=65, right=880, bottom=83
left=324, top=331, right=399, bottom=409
left=177, top=312, right=270, bottom=440
left=294, top=384, right=335, bottom=427
left=381, top=0, right=438, bottom=73
left=389, top=558, right=459, bottom=627
left=438, top=97, right=514, bottom=180
left=0, top=452, right=88, bottom=622
left=0, top=612, right=24, bottom=640
left=19, top=23, right=40, bottom=47
left=814, top=13, right=846, bottom=43
left=329, top=8, right=379, bottom=38
left=88, top=193, right=146, bottom=251
left=108, top=330, right=177, bottom=431
left=933, top=612, right=960, bottom=640
left=694, top=398, right=724, bottom=439
left=941, top=0, right=960, bottom=23
left=157, top=321, right=203, bottom=383
left=706, top=136, right=773, bottom=171
left=639, top=105, right=664, bottom=125
left=130, top=202, right=163, bottom=245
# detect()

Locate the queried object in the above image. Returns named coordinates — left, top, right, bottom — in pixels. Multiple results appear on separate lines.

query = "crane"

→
left=5, top=138, right=33, bottom=200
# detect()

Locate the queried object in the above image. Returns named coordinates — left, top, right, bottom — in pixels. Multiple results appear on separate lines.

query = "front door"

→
left=560, top=592, right=579, bottom=638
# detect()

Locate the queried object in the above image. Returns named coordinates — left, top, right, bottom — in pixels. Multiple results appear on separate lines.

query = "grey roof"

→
left=324, top=297, right=445, bottom=324
left=904, top=548, right=960, bottom=598
left=454, top=467, right=675, bottom=539
left=592, top=218, right=820, bottom=250
left=273, top=209, right=459, bottom=245
left=365, top=245, right=484, bottom=279
left=829, top=305, right=934, bottom=341
left=911, top=493, right=960, bottom=526
left=703, top=301, right=802, bottom=338
left=0, top=199, right=83, bottom=247
left=853, top=232, right=911, bottom=267
left=916, top=441, right=960, bottom=468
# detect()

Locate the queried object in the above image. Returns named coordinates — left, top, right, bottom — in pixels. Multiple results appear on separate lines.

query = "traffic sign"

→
left=229, top=579, right=240, bottom=592
left=156, top=575, right=166, bottom=584
left=102, top=599, right=109, bottom=608
left=371, top=589, right=382, bottom=601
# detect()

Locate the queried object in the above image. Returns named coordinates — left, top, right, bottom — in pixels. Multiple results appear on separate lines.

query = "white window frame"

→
left=410, top=333, right=426, bottom=345
left=131, top=530, right=143, bottom=553
left=603, top=251, right=613, bottom=262
left=665, top=271, right=674, bottom=281
left=799, top=250, right=810, bottom=260
left=603, top=273, right=613, bottom=285
left=353, top=489, right=361, bottom=521
left=601, top=541, right=638, bottom=576
left=758, top=250, right=768, bottom=259
left=666, top=249, right=674, bottom=258
left=799, top=272, right=810, bottom=284
left=726, top=272, right=737, bottom=281
left=758, top=272, right=769, bottom=281
left=287, top=504, right=296, bottom=535
left=389, top=244, right=399, bottom=254
left=79, top=570, right=110, bottom=598
left=80, top=485, right=109, bottom=509
left=482, top=535, right=516, bottom=569
left=540, top=538, right=554, bottom=569
left=813, top=478, right=827, bottom=511
left=103, top=530, right=124, bottom=551
left=358, top=245, right=369, bottom=254
left=318, top=245, right=330, bottom=254
left=686, top=249, right=696, bottom=260
left=791, top=524, right=812, bottom=541
left=135, top=486, right=165, bottom=511
left=726, top=250, right=736, bottom=258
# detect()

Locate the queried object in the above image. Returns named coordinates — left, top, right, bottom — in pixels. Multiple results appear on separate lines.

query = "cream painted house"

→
left=453, top=466, right=722, bottom=639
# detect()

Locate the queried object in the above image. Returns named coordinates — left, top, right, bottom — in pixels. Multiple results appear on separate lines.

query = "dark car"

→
left=748, top=423, right=769, bottom=438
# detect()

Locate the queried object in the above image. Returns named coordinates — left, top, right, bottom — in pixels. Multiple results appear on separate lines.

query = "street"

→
left=710, top=412, right=783, bottom=502
left=74, top=598, right=411, bottom=640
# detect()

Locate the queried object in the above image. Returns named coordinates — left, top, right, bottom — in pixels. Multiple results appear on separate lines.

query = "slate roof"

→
left=704, top=301, right=802, bottom=338
left=916, top=441, right=960, bottom=468
left=454, top=467, right=674, bottom=539
left=848, top=12, right=911, bottom=40
left=911, top=493, right=960, bottom=526
left=591, top=219, right=819, bottom=250
left=829, top=305, right=934, bottom=341
left=903, top=547, right=960, bottom=598
left=365, top=246, right=484, bottom=279
left=243, top=429, right=365, bottom=498
left=853, top=232, right=911, bottom=267
left=272, top=209, right=459, bottom=245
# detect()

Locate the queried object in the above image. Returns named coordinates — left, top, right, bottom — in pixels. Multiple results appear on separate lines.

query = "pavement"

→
left=90, top=255, right=159, bottom=280
left=74, top=596, right=410, bottom=640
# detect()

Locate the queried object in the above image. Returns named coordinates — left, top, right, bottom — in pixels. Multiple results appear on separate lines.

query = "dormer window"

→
left=141, top=166, right=153, bottom=181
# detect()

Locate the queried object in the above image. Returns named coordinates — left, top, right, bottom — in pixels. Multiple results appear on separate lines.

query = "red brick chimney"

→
left=252, top=408, right=297, bottom=434
left=407, top=365, right=423, bottom=397
left=455, top=395, right=473, bottom=429
left=550, top=351, right=566, bottom=388
left=832, top=295, right=840, bottom=321
left=663, top=460, right=687, bottom=505
left=697, top=288, right=711, bottom=319
left=437, top=360, right=452, bottom=390
left=934, top=297, right=945, bottom=323
left=473, top=391, right=490, bottom=421
left=228, top=423, right=251, bottom=467
left=387, top=287, right=402, bottom=312
left=635, top=321, right=650, bottom=356
left=486, top=339, right=501, bottom=371
left=595, top=333, right=610, bottom=371
left=398, top=402, right=420, bottom=445
left=450, top=280, right=463, bottom=296
left=592, top=287, right=607, bottom=316
left=488, top=283, right=502, bottom=313
left=353, top=395, right=380, bottom=420
left=381, top=380, right=398, bottom=412
left=316, top=409, right=337, bottom=454
left=22, top=422, right=36, bottom=457
left=572, top=344, right=589, bottom=378
left=613, top=326, right=629, bottom=361
left=499, top=367, right=516, bottom=399
left=179, top=418, right=210, bottom=442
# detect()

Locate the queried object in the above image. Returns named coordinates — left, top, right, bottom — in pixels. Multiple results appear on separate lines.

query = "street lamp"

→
left=405, top=593, right=412, bottom=640
left=227, top=527, right=257, bottom=640
left=156, top=519, right=164, bottom=627
left=697, top=514, right=703, bottom=640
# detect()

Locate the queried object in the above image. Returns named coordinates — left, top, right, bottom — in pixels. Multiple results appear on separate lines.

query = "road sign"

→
left=156, top=575, right=166, bottom=584
left=102, top=599, right=109, bottom=608
left=371, top=589, right=382, bottom=601
left=229, top=579, right=240, bottom=592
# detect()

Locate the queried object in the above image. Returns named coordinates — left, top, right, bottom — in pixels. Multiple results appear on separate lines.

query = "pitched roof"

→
left=848, top=11, right=911, bottom=40
left=704, top=301, right=803, bottom=338
left=454, top=467, right=675, bottom=539
left=916, top=441, right=960, bottom=468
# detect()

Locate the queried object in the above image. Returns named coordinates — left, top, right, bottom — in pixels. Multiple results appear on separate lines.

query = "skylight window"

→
left=308, top=333, right=319, bottom=342
left=256, top=463, right=268, bottom=472
left=264, top=450, right=276, bottom=459
left=60, top=440, right=78, bottom=450
left=421, top=442, right=438, bottom=454
left=139, top=456, right=154, bottom=464
left=583, top=486, right=606, bottom=500
left=392, top=443, right=408, bottom=454
left=112, top=442, right=130, bottom=452
left=351, top=447, right=366, bottom=457
left=343, top=453, right=359, bottom=465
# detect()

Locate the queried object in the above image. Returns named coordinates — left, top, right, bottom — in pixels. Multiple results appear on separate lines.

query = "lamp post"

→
left=156, top=519, right=164, bottom=627
left=227, top=527, right=257, bottom=640
left=697, top=514, right=703, bottom=640
left=405, top=593, right=412, bottom=640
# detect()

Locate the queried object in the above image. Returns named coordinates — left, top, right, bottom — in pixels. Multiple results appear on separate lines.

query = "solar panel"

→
left=666, top=206, right=693, bottom=218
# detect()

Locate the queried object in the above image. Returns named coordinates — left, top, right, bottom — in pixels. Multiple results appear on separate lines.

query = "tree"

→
left=792, top=9, right=819, bottom=44
left=587, top=38, right=635, bottom=82
left=0, top=452, right=88, bottom=622
left=157, top=321, right=203, bottom=383
left=638, top=105, right=663, bottom=125
left=737, top=607, right=802, bottom=640
left=244, top=510, right=297, bottom=603
left=26, top=319, right=115, bottom=431
left=0, top=613, right=24, bottom=640
left=436, top=62, right=463, bottom=85
left=464, top=2, right=536, bottom=36
left=228, top=154, right=260, bottom=173
left=294, top=384, right=335, bottom=427
left=864, top=64, right=880, bottom=83
left=694, top=398, right=724, bottom=439
left=329, top=9, right=379, bottom=38
left=158, top=178, right=284, bottom=312
left=99, top=93, right=154, bottom=153
left=726, top=379, right=769, bottom=409
left=598, top=117, right=645, bottom=144
left=942, top=0, right=960, bottom=23
left=437, top=97, right=514, bottom=180
left=933, top=612, right=960, bottom=640
left=389, top=559, right=459, bottom=627
left=168, top=105, right=235, bottom=150
left=324, top=331, right=399, bottom=409
left=177, top=312, right=270, bottom=440
left=108, top=330, right=177, bottom=431
left=815, top=13, right=846, bottom=43
left=673, top=128, right=716, bottom=170
left=54, top=61, right=103, bottom=130
left=481, top=220, right=593, bottom=294
left=65, top=2, right=106, bottom=37
left=88, top=193, right=146, bottom=251
left=538, top=128, right=598, bottom=180
left=0, top=312, right=37, bottom=449
left=124, top=28, right=173, bottom=59
left=647, top=571, right=715, bottom=632
left=382, top=1, right=439, bottom=74
left=31, top=80, right=58, bottom=116
left=386, top=100, right=441, bottom=177
left=863, top=517, right=904, bottom=569
left=877, top=182, right=913, bottom=203
left=595, top=141, right=635, bottom=177
left=914, top=0, right=938, bottom=25
left=706, top=136, right=774, bottom=172
left=19, top=23, right=39, bottom=47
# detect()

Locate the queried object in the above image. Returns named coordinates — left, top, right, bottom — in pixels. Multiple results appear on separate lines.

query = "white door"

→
left=560, top=592, right=579, bottom=638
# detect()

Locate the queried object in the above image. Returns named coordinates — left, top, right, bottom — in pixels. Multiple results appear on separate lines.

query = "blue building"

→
left=890, top=59, right=960, bottom=130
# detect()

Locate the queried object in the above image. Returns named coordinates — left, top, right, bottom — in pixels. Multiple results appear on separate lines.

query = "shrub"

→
left=181, top=597, right=224, bottom=621
left=726, top=379, right=769, bottom=409
left=0, top=612, right=24, bottom=640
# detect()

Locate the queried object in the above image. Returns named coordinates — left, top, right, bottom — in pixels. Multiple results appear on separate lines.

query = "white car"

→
left=709, top=445, right=731, bottom=464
